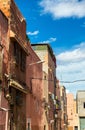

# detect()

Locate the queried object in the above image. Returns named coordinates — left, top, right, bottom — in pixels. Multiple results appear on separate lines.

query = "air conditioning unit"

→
left=53, top=99, right=56, bottom=105
left=51, top=93, right=54, bottom=100
left=47, top=105, right=50, bottom=109
left=55, top=114, right=57, bottom=118
left=56, top=104, right=59, bottom=109
left=50, top=120, right=54, bottom=124
left=56, top=96, right=58, bottom=99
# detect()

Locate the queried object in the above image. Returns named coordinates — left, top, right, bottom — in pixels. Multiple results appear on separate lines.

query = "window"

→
left=28, top=123, right=30, bottom=130
left=16, top=90, right=23, bottom=106
left=13, top=42, right=26, bottom=71
left=74, top=126, right=78, bottom=130
left=44, top=125, right=46, bottom=130
left=44, top=75, right=46, bottom=80
left=14, top=43, right=19, bottom=64
left=83, top=102, right=85, bottom=108
left=20, top=49, right=26, bottom=71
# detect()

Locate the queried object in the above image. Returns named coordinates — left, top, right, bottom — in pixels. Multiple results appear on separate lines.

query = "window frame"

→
left=13, top=42, right=26, bottom=72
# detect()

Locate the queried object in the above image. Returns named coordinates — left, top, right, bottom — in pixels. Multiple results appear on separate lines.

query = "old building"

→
left=76, top=90, right=85, bottom=130
left=60, top=85, right=68, bottom=130
left=67, top=93, right=79, bottom=130
left=0, top=0, right=29, bottom=129
left=0, top=1, right=59, bottom=130
left=26, top=43, right=44, bottom=130
left=67, top=93, right=74, bottom=130
left=31, top=44, right=57, bottom=130
left=55, top=80, right=61, bottom=130
left=73, top=99, right=79, bottom=130
left=0, top=10, right=8, bottom=130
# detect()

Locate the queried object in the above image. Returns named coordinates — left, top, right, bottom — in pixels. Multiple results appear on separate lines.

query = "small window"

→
left=44, top=75, right=46, bottom=80
left=14, top=43, right=19, bottom=64
left=16, top=90, right=23, bottom=106
left=70, top=109, right=72, bottom=115
left=44, top=125, right=46, bottom=130
left=13, top=42, right=26, bottom=71
left=74, top=126, right=78, bottom=130
left=83, top=102, right=85, bottom=108
left=28, top=123, right=30, bottom=130
left=20, top=49, right=26, bottom=71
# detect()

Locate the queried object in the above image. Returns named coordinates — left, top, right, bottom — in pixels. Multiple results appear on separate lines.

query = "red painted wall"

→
left=26, top=43, right=44, bottom=130
left=0, top=10, right=9, bottom=130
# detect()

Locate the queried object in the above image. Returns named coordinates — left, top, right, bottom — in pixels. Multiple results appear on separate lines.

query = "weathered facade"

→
left=60, top=86, right=68, bottom=130
left=77, top=90, right=85, bottom=130
left=0, top=0, right=28, bottom=129
left=26, top=43, right=44, bottom=130
left=55, top=80, right=61, bottom=130
left=67, top=93, right=79, bottom=130
left=31, top=44, right=57, bottom=130
left=0, top=0, right=59, bottom=130
left=67, top=93, right=74, bottom=130
left=0, top=10, right=8, bottom=130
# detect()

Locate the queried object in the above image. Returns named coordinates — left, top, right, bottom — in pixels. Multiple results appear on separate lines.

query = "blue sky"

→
left=15, top=0, right=85, bottom=97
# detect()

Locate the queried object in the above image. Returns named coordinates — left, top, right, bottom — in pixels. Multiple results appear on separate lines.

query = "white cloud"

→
left=56, top=42, right=85, bottom=96
left=57, top=48, right=85, bottom=63
left=27, top=30, right=39, bottom=36
left=39, top=37, right=57, bottom=43
left=39, top=0, right=85, bottom=19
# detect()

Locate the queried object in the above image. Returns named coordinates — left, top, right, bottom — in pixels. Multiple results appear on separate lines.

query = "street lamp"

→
left=0, top=107, right=9, bottom=111
left=27, top=60, right=45, bottom=66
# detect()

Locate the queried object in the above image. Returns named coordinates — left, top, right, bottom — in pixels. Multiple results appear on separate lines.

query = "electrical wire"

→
left=31, top=77, right=85, bottom=83
left=60, top=79, right=85, bottom=83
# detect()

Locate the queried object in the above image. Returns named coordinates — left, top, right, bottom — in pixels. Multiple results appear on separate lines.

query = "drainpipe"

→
left=0, top=107, right=10, bottom=130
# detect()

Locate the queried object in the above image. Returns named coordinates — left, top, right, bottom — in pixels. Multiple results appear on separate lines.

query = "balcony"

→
left=10, top=30, right=29, bottom=55
left=9, top=79, right=28, bottom=94
left=49, top=92, right=55, bottom=100
left=7, top=57, right=29, bottom=94
left=56, top=100, right=61, bottom=110
left=5, top=74, right=28, bottom=93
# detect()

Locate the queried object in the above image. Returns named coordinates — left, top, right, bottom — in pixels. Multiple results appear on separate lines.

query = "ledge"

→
left=9, top=79, right=28, bottom=94
left=10, top=30, right=29, bottom=55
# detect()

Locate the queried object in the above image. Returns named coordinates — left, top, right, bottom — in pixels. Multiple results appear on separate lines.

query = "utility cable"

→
left=60, top=79, right=85, bottom=83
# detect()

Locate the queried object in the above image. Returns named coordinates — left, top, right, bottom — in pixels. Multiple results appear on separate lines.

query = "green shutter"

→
left=80, top=118, right=85, bottom=130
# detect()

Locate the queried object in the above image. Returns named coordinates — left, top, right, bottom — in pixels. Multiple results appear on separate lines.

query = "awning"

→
left=9, top=79, right=28, bottom=94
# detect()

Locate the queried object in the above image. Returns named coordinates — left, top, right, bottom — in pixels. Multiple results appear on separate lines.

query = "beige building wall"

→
left=67, top=93, right=79, bottom=130
left=73, top=100, right=79, bottom=129
left=77, top=90, right=85, bottom=116
left=60, top=86, right=68, bottom=130
left=76, top=90, right=85, bottom=130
